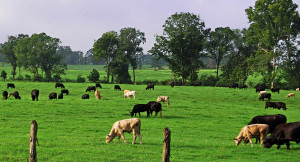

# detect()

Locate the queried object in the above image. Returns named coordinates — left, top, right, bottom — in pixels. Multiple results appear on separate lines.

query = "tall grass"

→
left=0, top=81, right=299, bottom=161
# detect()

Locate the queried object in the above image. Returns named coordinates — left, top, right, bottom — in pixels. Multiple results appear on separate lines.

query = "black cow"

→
left=265, top=102, right=287, bottom=110
left=229, top=83, right=239, bottom=88
left=130, top=104, right=151, bottom=117
left=7, top=83, right=15, bottom=89
left=9, top=91, right=21, bottom=99
left=170, top=81, right=175, bottom=88
left=256, top=85, right=266, bottom=93
left=58, top=93, right=63, bottom=99
left=96, top=83, right=102, bottom=88
left=82, top=94, right=89, bottom=99
left=2, top=91, right=8, bottom=100
left=259, top=93, right=271, bottom=101
left=264, top=122, right=300, bottom=149
left=271, top=88, right=280, bottom=93
left=248, top=114, right=287, bottom=134
left=86, top=86, right=96, bottom=92
left=49, top=92, right=57, bottom=100
left=146, top=84, right=154, bottom=90
left=55, top=83, right=65, bottom=88
left=61, top=89, right=69, bottom=95
left=31, top=89, right=39, bottom=101
left=147, top=101, right=162, bottom=117
left=114, top=85, right=121, bottom=91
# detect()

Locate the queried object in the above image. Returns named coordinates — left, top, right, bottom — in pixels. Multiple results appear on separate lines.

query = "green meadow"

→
left=0, top=80, right=299, bottom=161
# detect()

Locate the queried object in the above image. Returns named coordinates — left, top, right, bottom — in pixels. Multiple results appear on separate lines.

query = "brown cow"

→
left=234, top=124, right=269, bottom=147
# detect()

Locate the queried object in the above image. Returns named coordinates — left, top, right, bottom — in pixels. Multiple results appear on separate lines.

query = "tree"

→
left=119, top=27, right=146, bottom=83
left=93, top=31, right=119, bottom=83
left=87, top=68, right=100, bottom=82
left=149, top=12, right=207, bottom=84
left=57, top=46, right=84, bottom=65
left=205, top=27, right=234, bottom=80
left=1, top=70, right=7, bottom=81
left=110, top=54, right=132, bottom=84
left=245, top=0, right=300, bottom=88
left=0, top=34, right=28, bottom=79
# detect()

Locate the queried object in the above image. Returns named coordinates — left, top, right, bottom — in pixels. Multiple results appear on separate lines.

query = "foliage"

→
left=87, top=68, right=100, bottom=82
left=24, top=74, right=31, bottom=81
left=16, top=75, right=24, bottom=81
left=199, top=74, right=218, bottom=86
left=150, top=12, right=207, bottom=84
left=109, top=55, right=132, bottom=84
left=76, top=74, right=86, bottom=83
left=1, top=70, right=7, bottom=81
left=56, top=46, right=84, bottom=65
left=32, top=74, right=43, bottom=82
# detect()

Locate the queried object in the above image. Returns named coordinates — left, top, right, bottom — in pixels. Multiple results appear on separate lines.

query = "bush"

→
left=16, top=75, right=24, bottom=81
left=53, top=74, right=62, bottom=82
left=1, top=70, right=7, bottom=81
left=33, top=75, right=43, bottom=82
left=199, top=74, right=218, bottom=86
left=76, top=75, right=86, bottom=83
left=87, top=69, right=100, bottom=82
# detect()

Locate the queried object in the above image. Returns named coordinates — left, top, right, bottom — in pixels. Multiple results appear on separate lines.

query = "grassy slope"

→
left=0, top=81, right=299, bottom=161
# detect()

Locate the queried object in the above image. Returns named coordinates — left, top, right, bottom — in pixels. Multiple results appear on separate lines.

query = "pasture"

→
left=0, top=81, right=299, bottom=161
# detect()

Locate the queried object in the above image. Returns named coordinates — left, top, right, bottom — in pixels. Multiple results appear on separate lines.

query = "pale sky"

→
left=1, top=0, right=300, bottom=54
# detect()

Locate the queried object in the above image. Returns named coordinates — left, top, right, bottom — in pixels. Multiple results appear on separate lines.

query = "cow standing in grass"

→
left=234, top=124, right=269, bottom=147
left=31, top=89, right=39, bottom=101
left=2, top=91, right=8, bottom=100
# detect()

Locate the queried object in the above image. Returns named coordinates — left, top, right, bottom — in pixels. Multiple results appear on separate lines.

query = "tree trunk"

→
left=12, top=66, right=17, bottom=79
left=216, top=64, right=219, bottom=80
left=133, top=68, right=135, bottom=83
left=106, top=60, right=110, bottom=83
left=162, top=127, right=171, bottom=162
left=271, top=46, right=276, bottom=89
left=29, top=120, right=38, bottom=162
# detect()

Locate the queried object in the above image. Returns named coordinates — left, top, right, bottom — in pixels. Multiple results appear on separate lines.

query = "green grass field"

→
left=0, top=81, right=299, bottom=161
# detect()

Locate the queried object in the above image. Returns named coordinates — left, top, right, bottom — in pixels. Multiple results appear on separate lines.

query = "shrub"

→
left=1, top=70, right=7, bottom=81
left=25, top=75, right=31, bottom=81
left=77, top=75, right=86, bottom=83
left=16, top=75, right=24, bottom=81
left=33, top=75, right=43, bottom=82
left=87, top=69, right=100, bottom=82
left=53, top=74, right=62, bottom=82
left=199, top=74, right=218, bottom=86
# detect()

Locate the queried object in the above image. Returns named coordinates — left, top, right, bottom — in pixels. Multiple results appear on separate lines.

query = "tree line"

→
left=0, top=0, right=299, bottom=88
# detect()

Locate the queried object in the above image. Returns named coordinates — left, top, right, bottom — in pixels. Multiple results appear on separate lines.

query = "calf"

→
left=124, top=91, right=136, bottom=99
left=271, top=88, right=280, bottom=93
left=49, top=92, right=57, bottom=100
left=96, top=83, right=102, bottom=88
left=157, top=96, right=170, bottom=107
left=146, top=84, right=154, bottom=90
left=61, top=89, right=69, bottom=95
left=114, top=85, right=121, bottom=91
left=130, top=104, right=151, bottom=117
left=259, top=93, right=271, bottom=101
left=286, top=93, right=295, bottom=98
left=31, top=89, right=39, bottom=101
left=264, top=122, right=300, bottom=149
left=55, top=83, right=65, bottom=88
left=86, top=86, right=96, bottom=92
left=82, top=94, right=89, bottom=99
left=147, top=101, right=162, bottom=117
left=95, top=90, right=101, bottom=100
left=296, top=88, right=299, bottom=91
left=2, top=91, right=8, bottom=100
left=7, top=83, right=15, bottom=89
left=265, top=102, right=287, bottom=110
left=58, top=93, right=63, bottom=99
left=234, top=124, right=269, bottom=147
left=9, top=91, right=21, bottom=99
left=106, top=118, right=142, bottom=144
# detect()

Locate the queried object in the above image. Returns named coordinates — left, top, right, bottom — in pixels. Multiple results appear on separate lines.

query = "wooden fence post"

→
left=162, top=127, right=171, bottom=162
left=29, top=120, right=38, bottom=162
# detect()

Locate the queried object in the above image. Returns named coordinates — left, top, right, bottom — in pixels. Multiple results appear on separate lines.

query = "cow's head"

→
left=263, top=137, right=275, bottom=148
left=106, top=134, right=115, bottom=143
left=233, top=138, right=243, bottom=146
left=130, top=111, right=134, bottom=117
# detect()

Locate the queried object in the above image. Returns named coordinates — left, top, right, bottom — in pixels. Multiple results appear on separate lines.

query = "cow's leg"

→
left=132, top=129, right=137, bottom=144
left=120, top=133, right=126, bottom=143
left=118, top=135, right=121, bottom=143
left=248, top=137, right=253, bottom=147
left=138, top=112, right=141, bottom=116
left=36, top=96, right=38, bottom=101
left=286, top=141, right=290, bottom=149
left=160, top=110, right=162, bottom=117
left=32, top=96, right=35, bottom=101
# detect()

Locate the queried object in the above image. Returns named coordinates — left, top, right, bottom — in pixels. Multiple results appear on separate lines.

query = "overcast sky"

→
left=1, top=0, right=300, bottom=54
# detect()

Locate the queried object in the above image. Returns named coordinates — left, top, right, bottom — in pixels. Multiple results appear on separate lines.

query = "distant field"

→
left=0, top=81, right=299, bottom=161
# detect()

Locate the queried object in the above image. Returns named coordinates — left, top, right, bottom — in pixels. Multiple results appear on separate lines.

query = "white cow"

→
left=157, top=96, right=170, bottom=107
left=124, top=91, right=136, bottom=99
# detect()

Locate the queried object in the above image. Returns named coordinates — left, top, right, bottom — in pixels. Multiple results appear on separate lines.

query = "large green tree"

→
left=0, top=34, right=28, bottom=79
left=93, top=31, right=119, bottom=83
left=119, top=27, right=146, bottom=83
left=245, top=0, right=300, bottom=88
left=205, top=27, right=234, bottom=80
left=150, top=12, right=207, bottom=84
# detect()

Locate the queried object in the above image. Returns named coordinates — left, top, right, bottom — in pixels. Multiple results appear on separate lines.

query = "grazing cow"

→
left=31, top=89, right=39, bottom=101
left=271, top=88, right=280, bottom=93
left=259, top=91, right=267, bottom=96
left=170, top=81, right=175, bottom=87
left=234, top=124, right=269, bottom=147
left=265, top=102, right=287, bottom=110
left=157, top=96, right=170, bottom=107
left=95, top=90, right=101, bottom=100
left=124, top=91, right=136, bottom=99
left=58, top=93, right=63, bottom=99
left=2, top=91, right=8, bottom=100
left=264, top=122, right=300, bottom=149
left=61, top=89, right=69, bottom=95
left=146, top=84, right=154, bottom=90
left=229, top=83, right=239, bottom=88
left=259, top=93, right=271, bottom=101
left=296, top=88, right=299, bottom=91
left=106, top=118, right=142, bottom=144
left=49, top=92, right=57, bottom=100
left=239, top=84, right=248, bottom=89
left=7, top=83, right=15, bottom=89
left=124, top=89, right=131, bottom=95
left=286, top=93, right=295, bottom=98
left=55, top=83, right=65, bottom=88
left=96, top=83, right=102, bottom=88
left=9, top=91, right=21, bottom=99
left=256, top=85, right=266, bottom=93
left=130, top=104, right=151, bottom=117
left=82, top=94, right=89, bottom=99
left=248, top=114, right=287, bottom=134
left=114, top=85, right=121, bottom=91
left=86, top=86, right=96, bottom=92
left=147, top=101, right=162, bottom=117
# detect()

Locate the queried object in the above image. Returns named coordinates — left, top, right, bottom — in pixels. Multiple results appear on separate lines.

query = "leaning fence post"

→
left=162, top=127, right=171, bottom=162
left=29, top=120, right=38, bottom=162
